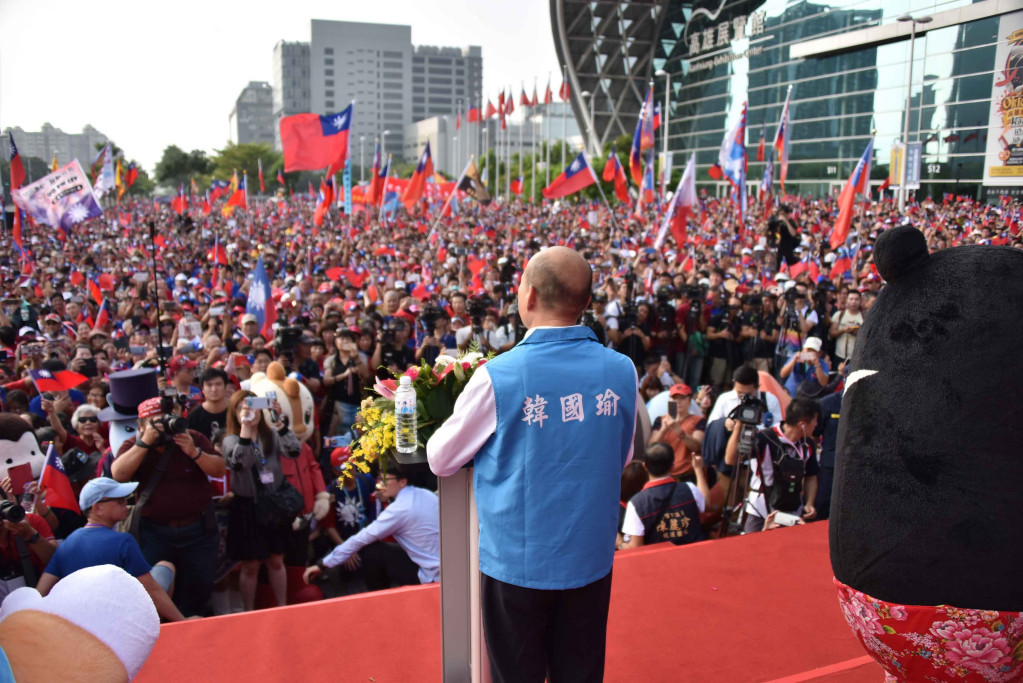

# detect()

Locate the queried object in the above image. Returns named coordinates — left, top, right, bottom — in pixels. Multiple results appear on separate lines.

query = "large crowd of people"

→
left=0, top=186, right=1019, bottom=619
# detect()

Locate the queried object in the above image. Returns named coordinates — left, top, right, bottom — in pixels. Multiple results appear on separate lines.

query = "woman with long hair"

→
left=220, top=390, right=301, bottom=610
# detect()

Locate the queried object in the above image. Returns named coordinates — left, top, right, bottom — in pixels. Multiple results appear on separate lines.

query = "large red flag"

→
left=280, top=103, right=353, bottom=176
left=258, top=159, right=265, bottom=193
left=485, top=100, right=497, bottom=119
left=313, top=178, right=335, bottom=227
left=7, top=132, right=26, bottom=190
left=656, top=154, right=697, bottom=249
left=39, top=445, right=81, bottom=514
left=543, top=152, right=597, bottom=199
left=402, top=143, right=434, bottom=209
left=602, top=145, right=630, bottom=203
left=831, top=137, right=874, bottom=249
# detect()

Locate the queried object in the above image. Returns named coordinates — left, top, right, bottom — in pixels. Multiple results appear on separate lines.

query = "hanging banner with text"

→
left=11, top=160, right=103, bottom=232
left=983, top=10, right=1023, bottom=186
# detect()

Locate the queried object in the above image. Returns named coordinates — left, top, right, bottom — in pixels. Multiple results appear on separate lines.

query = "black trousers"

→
left=481, top=571, right=613, bottom=683
left=361, top=541, right=419, bottom=590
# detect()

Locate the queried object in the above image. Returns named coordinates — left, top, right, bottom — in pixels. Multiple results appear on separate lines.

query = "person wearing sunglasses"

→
left=35, top=477, right=186, bottom=622
left=61, top=404, right=108, bottom=456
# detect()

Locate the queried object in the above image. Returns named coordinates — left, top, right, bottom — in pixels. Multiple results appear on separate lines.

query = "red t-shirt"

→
left=1, top=514, right=55, bottom=571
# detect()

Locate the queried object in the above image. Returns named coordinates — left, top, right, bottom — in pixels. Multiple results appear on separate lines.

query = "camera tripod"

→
left=717, top=420, right=759, bottom=539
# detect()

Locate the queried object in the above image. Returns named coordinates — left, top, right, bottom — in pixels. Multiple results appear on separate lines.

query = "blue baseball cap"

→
left=79, top=477, right=139, bottom=511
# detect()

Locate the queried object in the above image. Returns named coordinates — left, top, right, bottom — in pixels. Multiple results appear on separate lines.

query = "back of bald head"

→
left=524, top=247, right=592, bottom=318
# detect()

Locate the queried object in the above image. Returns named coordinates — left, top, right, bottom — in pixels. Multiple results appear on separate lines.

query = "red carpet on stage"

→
left=137, top=522, right=877, bottom=682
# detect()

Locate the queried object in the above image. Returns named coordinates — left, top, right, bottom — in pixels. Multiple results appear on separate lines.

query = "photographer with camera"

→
left=0, top=490, right=57, bottom=595
left=771, top=205, right=801, bottom=271
left=372, top=318, right=416, bottom=377
left=779, top=337, right=830, bottom=397
left=829, top=289, right=864, bottom=365
left=415, top=307, right=456, bottom=366
left=705, top=294, right=743, bottom=390
left=111, top=396, right=225, bottom=616
left=324, top=329, right=371, bottom=435
left=740, top=294, right=779, bottom=373
left=649, top=286, right=681, bottom=361
left=774, top=283, right=817, bottom=380
left=220, top=390, right=301, bottom=612
left=723, top=395, right=820, bottom=533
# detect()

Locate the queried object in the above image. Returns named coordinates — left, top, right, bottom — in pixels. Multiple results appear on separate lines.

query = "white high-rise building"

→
left=271, top=41, right=311, bottom=151
left=269, top=20, right=483, bottom=163
left=309, top=20, right=411, bottom=164
left=1, top=124, right=108, bottom=168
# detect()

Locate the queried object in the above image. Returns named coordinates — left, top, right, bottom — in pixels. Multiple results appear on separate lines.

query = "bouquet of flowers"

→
left=341, top=349, right=491, bottom=480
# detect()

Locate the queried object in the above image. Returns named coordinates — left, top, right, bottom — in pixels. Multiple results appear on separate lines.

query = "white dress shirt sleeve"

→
left=621, top=501, right=644, bottom=537
left=426, top=366, right=497, bottom=477
left=320, top=497, right=407, bottom=568
left=687, top=482, right=707, bottom=513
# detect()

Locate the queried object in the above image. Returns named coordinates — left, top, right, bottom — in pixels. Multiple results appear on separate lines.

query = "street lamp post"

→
left=360, top=135, right=365, bottom=183
left=897, top=14, right=932, bottom=214
left=655, top=69, right=671, bottom=192
left=452, top=136, right=458, bottom=177
left=581, top=90, right=592, bottom=156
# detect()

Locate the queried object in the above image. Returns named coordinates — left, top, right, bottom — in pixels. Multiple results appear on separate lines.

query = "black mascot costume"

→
left=830, top=226, right=1023, bottom=681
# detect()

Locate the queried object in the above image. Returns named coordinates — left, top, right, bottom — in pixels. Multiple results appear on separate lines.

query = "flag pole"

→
left=546, top=73, right=551, bottom=191
left=561, top=64, right=568, bottom=172
left=379, top=154, right=392, bottom=228
left=431, top=155, right=475, bottom=233
left=531, top=78, right=537, bottom=204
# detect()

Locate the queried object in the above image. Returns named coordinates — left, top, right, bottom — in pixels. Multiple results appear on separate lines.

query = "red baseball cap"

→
left=331, top=446, right=351, bottom=470
left=669, top=383, right=693, bottom=397
left=168, top=355, right=198, bottom=375
left=138, top=397, right=163, bottom=419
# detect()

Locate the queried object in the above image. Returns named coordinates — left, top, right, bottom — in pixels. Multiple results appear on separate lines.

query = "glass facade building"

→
left=652, top=0, right=1019, bottom=200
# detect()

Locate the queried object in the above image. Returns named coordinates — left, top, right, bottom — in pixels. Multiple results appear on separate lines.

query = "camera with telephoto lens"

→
left=420, top=306, right=442, bottom=334
left=467, top=297, right=491, bottom=335
left=654, top=286, right=676, bottom=332
left=154, top=389, right=188, bottom=439
left=0, top=501, right=26, bottom=523
left=274, top=326, right=303, bottom=353
left=727, top=392, right=767, bottom=480
left=380, top=320, right=398, bottom=345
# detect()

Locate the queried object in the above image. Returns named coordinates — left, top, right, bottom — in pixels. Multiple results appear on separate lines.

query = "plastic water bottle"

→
left=395, top=375, right=418, bottom=453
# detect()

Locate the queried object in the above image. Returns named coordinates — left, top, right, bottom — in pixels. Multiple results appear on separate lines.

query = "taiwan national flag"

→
left=510, top=176, right=523, bottom=195
left=170, top=184, right=189, bottom=214
left=125, top=162, right=138, bottom=189
left=831, top=136, right=873, bottom=249
left=39, top=444, right=81, bottom=514
left=467, top=103, right=480, bottom=123
left=227, top=172, right=248, bottom=212
left=719, top=101, right=748, bottom=224
left=8, top=132, right=26, bottom=191
left=258, top=159, right=265, bottom=193
left=602, top=144, right=630, bottom=203
left=655, top=153, right=697, bottom=249
left=93, top=298, right=111, bottom=329
left=209, top=179, right=230, bottom=201
left=368, top=141, right=383, bottom=203
left=246, top=256, right=276, bottom=340
left=402, top=142, right=434, bottom=210
left=543, top=152, right=597, bottom=199
left=280, top=103, right=353, bottom=177
left=829, top=247, right=853, bottom=279
left=313, top=177, right=335, bottom=227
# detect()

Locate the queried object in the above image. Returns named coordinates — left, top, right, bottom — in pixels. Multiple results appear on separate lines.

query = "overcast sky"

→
left=0, top=0, right=562, bottom=172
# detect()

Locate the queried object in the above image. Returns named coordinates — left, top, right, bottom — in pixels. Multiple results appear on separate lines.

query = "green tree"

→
left=209, top=142, right=283, bottom=196
left=154, top=145, right=214, bottom=189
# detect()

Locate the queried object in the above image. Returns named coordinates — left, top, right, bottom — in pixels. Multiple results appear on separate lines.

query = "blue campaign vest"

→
left=475, top=326, right=637, bottom=589
left=632, top=481, right=704, bottom=546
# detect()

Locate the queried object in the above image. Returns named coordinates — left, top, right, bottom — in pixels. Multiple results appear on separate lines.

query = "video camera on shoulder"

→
left=728, top=392, right=765, bottom=427
left=274, top=326, right=303, bottom=353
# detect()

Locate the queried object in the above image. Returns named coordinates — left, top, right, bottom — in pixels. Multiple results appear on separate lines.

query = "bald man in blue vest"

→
left=429, top=246, right=638, bottom=683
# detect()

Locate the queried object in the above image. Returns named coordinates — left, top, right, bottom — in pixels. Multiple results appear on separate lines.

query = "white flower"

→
left=459, top=352, right=483, bottom=366
left=433, top=354, right=457, bottom=371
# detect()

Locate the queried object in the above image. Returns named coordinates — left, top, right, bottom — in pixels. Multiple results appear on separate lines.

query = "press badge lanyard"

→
left=257, top=443, right=274, bottom=485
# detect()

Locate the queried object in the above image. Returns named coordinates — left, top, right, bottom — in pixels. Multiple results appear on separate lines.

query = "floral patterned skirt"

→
left=835, top=579, right=1023, bottom=682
